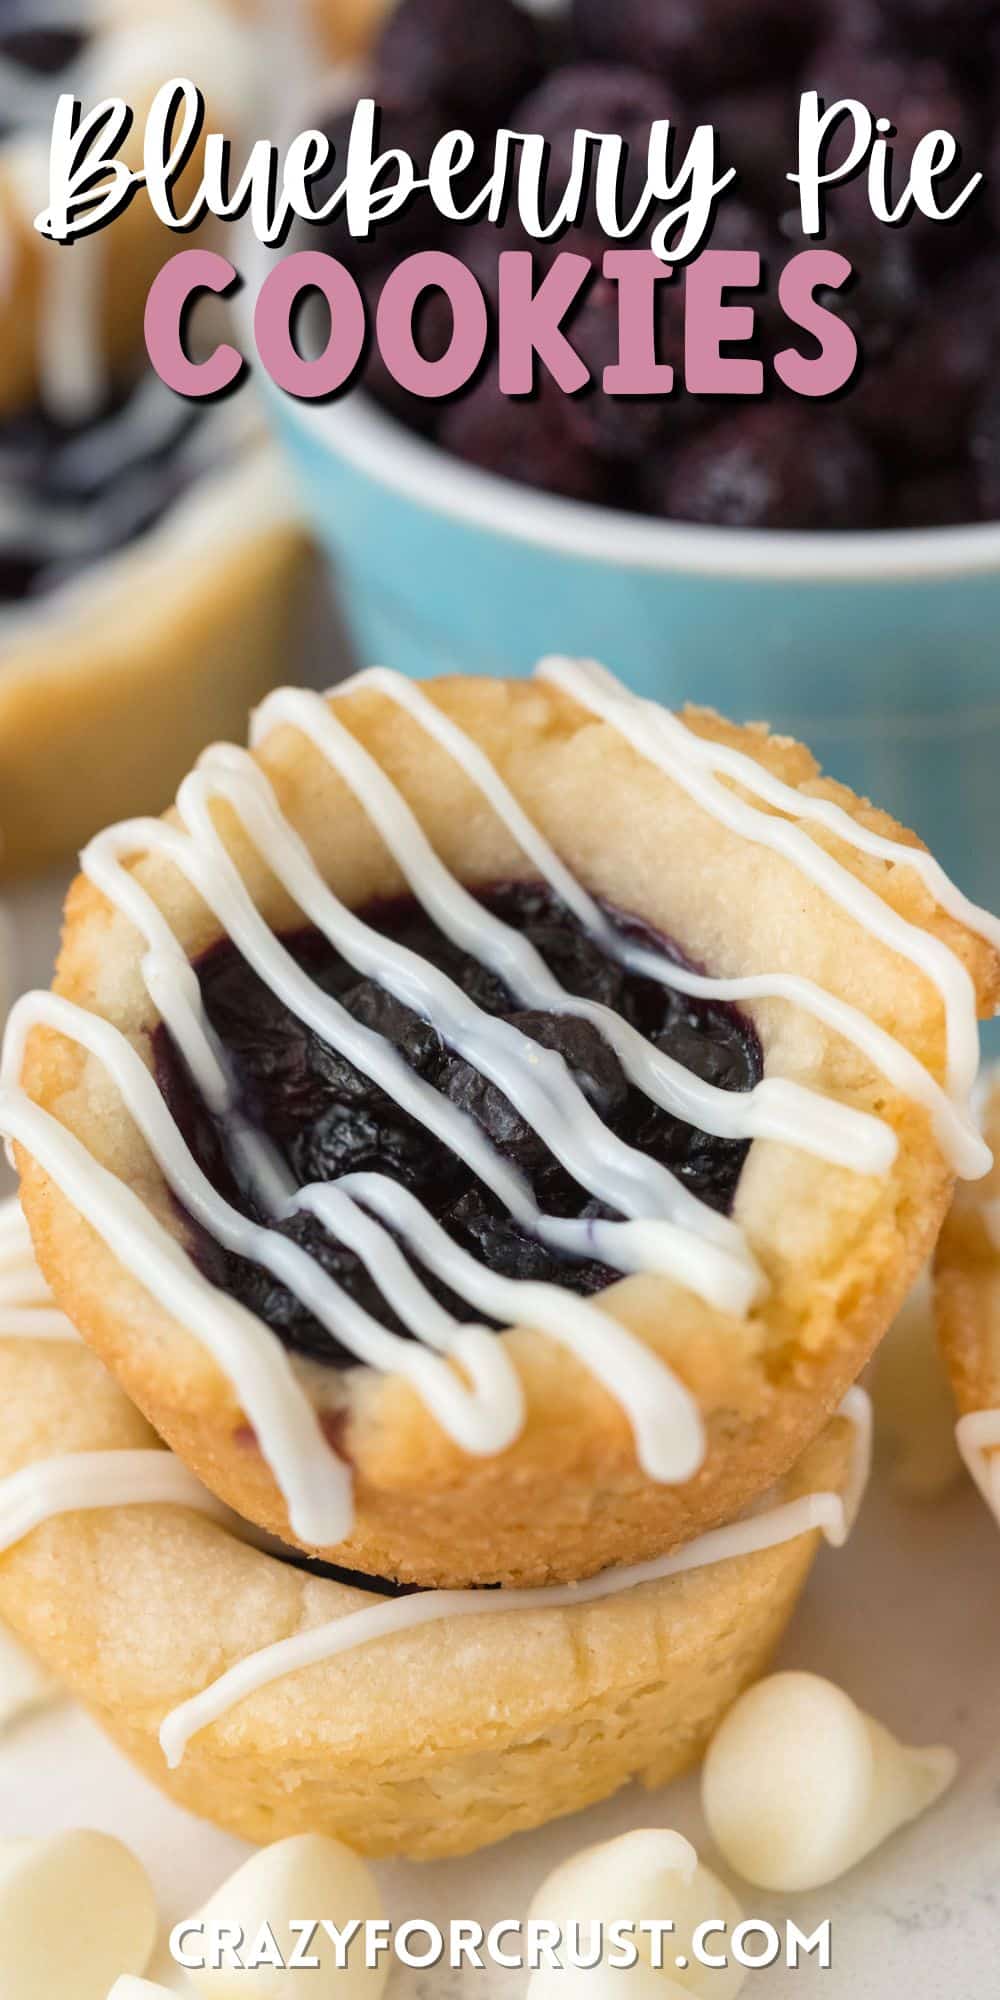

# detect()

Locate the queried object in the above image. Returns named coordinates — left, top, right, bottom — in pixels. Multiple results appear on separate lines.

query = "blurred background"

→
left=1, top=0, right=998, bottom=916
left=1, top=17, right=999, bottom=1985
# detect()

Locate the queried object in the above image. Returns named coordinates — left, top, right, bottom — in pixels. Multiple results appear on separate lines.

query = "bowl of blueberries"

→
left=270, top=0, right=1000, bottom=902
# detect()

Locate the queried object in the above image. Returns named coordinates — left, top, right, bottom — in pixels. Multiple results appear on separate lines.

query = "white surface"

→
left=2, top=872, right=999, bottom=1998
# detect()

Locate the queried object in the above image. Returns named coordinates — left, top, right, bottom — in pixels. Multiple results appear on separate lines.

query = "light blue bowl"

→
left=268, top=385, right=1000, bottom=914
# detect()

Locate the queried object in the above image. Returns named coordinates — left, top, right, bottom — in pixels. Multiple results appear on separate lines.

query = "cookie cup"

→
left=16, top=675, right=999, bottom=1582
left=0, top=1333, right=852, bottom=1859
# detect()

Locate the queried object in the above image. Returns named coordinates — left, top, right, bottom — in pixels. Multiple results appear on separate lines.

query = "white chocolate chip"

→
left=702, top=1671, right=957, bottom=1891
left=0, top=1624, right=59, bottom=1734
left=0, top=1830, right=157, bottom=2000
left=187, top=1833, right=388, bottom=1998
left=527, top=1968, right=692, bottom=1997
left=106, top=1982, right=175, bottom=1998
left=872, top=1273, right=961, bottom=1498
left=527, top=1829, right=745, bottom=1995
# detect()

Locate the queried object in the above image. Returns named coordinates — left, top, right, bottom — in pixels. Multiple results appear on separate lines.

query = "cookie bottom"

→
left=0, top=1337, right=851, bottom=1858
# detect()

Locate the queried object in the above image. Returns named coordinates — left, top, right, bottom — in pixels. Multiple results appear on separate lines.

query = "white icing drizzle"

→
left=295, top=1176, right=704, bottom=1483
left=324, top=667, right=989, bottom=1179
left=2, top=993, right=527, bottom=1467
left=0, top=377, right=234, bottom=573
left=0, top=662, right=994, bottom=1546
left=160, top=1503, right=843, bottom=1768
left=0, top=1195, right=78, bottom=1341
left=0, top=1449, right=229, bottom=1552
left=956, top=1410, right=1000, bottom=1530
left=0, top=977, right=705, bottom=1483
left=0, top=1071, right=353, bottom=1550
left=0, top=421, right=301, bottom=649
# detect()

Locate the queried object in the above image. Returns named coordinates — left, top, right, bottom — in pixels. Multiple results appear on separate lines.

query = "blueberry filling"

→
left=154, top=883, right=762, bottom=1368
left=0, top=378, right=210, bottom=605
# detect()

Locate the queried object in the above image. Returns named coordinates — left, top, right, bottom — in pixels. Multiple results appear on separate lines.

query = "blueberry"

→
left=445, top=214, right=537, bottom=306
left=360, top=262, right=465, bottom=430
left=438, top=1014, right=627, bottom=1171
left=290, top=1100, right=453, bottom=1194
left=819, top=221, right=922, bottom=361
left=373, top=0, right=540, bottom=118
left=644, top=404, right=885, bottom=529
left=0, top=552, right=42, bottom=601
left=560, top=277, right=682, bottom=462
left=699, top=85, right=796, bottom=206
left=508, top=1011, right=630, bottom=1124
left=891, top=465, right=978, bottom=526
left=970, top=382, right=1000, bottom=520
left=827, top=0, right=890, bottom=50
left=513, top=63, right=682, bottom=235
left=572, top=0, right=818, bottom=95
left=873, top=0, right=997, bottom=61
left=518, top=906, right=628, bottom=1009
left=808, top=43, right=981, bottom=262
left=438, top=1052, right=552, bottom=1173
left=807, top=42, right=973, bottom=163
left=653, top=1013, right=756, bottom=1090
left=340, top=980, right=443, bottom=1074
left=851, top=309, right=993, bottom=467
left=437, top=376, right=610, bottom=504
left=310, top=98, right=446, bottom=274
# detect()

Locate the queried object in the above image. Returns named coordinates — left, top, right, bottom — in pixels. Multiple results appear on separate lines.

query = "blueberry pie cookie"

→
left=935, top=1072, right=1000, bottom=1525
left=0, top=1223, right=862, bottom=1857
left=0, top=383, right=315, bottom=880
left=6, top=662, right=999, bottom=1586
left=0, top=1, right=316, bottom=879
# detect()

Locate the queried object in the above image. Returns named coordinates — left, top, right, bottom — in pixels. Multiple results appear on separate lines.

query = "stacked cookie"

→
left=0, top=661, right=995, bottom=1854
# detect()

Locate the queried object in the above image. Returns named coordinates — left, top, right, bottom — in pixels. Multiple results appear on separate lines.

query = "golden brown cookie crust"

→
left=16, top=675, right=999, bottom=1584
left=0, top=6, right=318, bottom=880
left=936, top=1077, right=1000, bottom=1425
left=0, top=1334, right=851, bottom=1859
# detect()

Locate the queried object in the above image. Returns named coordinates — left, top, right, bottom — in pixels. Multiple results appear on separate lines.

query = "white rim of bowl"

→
left=277, top=385, right=1000, bottom=584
